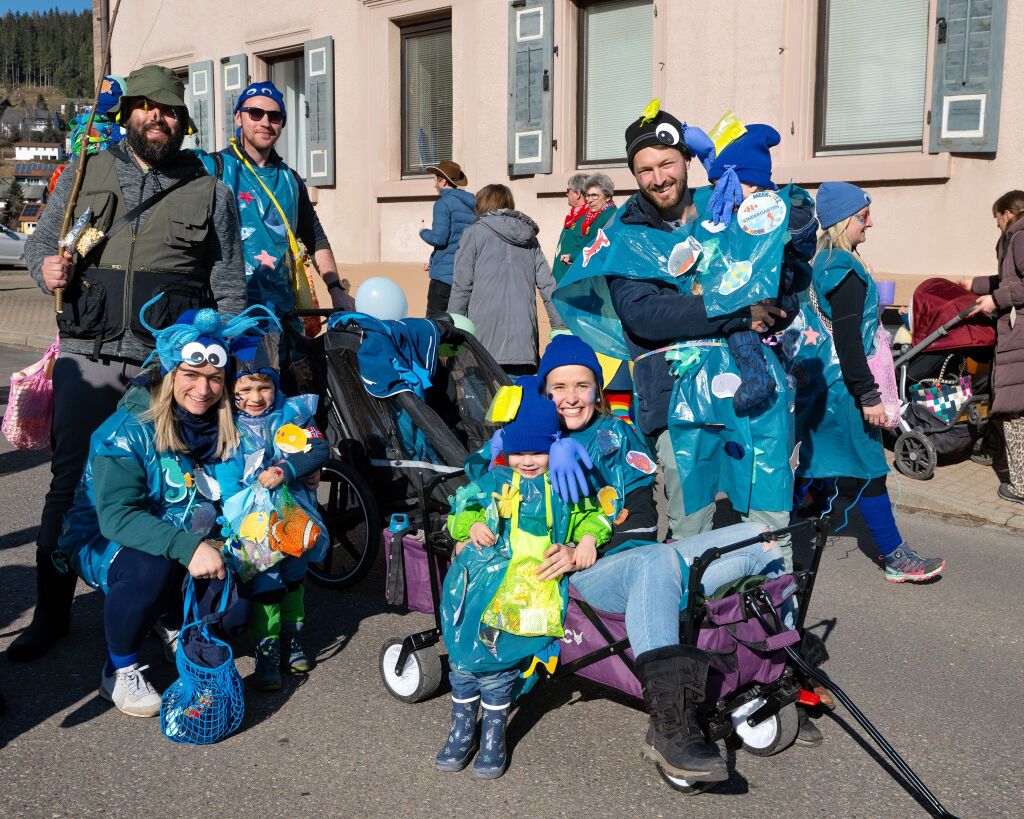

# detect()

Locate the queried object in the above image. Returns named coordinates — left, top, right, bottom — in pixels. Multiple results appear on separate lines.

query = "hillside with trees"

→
left=0, top=10, right=93, bottom=98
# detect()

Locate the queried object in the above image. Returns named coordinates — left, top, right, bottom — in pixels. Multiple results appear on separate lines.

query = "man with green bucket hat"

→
left=17, top=65, right=245, bottom=665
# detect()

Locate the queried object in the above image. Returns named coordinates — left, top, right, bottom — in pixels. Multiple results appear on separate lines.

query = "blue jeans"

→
left=570, top=523, right=784, bottom=657
left=449, top=667, right=519, bottom=706
left=668, top=523, right=786, bottom=596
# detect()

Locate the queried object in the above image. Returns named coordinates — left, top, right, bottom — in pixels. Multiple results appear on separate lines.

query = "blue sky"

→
left=0, top=1, right=90, bottom=13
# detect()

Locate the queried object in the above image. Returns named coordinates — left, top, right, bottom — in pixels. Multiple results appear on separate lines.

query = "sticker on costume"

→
left=625, top=450, right=657, bottom=474
left=597, top=486, right=619, bottom=516
left=192, top=469, right=221, bottom=501
left=597, top=428, right=620, bottom=455
left=160, top=456, right=189, bottom=503
left=581, top=228, right=611, bottom=267
left=789, top=441, right=801, bottom=476
left=700, top=219, right=727, bottom=234
left=719, top=261, right=753, bottom=295
left=737, top=191, right=787, bottom=236
left=242, top=450, right=265, bottom=482
left=711, top=372, right=742, bottom=399
left=305, top=426, right=324, bottom=439
left=239, top=226, right=255, bottom=241
left=668, top=236, right=703, bottom=278
left=275, top=423, right=311, bottom=454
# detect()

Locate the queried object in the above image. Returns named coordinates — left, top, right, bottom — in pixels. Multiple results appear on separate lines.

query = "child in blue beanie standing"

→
left=436, top=387, right=611, bottom=778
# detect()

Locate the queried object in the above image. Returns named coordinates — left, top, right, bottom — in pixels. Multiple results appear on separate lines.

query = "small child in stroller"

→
left=217, top=333, right=330, bottom=691
left=437, top=387, right=611, bottom=779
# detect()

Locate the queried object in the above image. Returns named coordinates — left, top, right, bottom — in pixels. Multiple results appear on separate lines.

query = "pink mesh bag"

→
left=867, top=326, right=900, bottom=428
left=3, top=339, right=59, bottom=451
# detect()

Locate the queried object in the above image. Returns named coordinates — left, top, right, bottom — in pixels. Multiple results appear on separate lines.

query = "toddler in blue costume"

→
left=437, top=388, right=611, bottom=779
left=216, top=333, right=329, bottom=690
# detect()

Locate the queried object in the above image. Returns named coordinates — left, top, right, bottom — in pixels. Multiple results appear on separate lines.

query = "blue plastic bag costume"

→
left=554, top=192, right=796, bottom=516
left=216, top=394, right=330, bottom=591
left=782, top=249, right=889, bottom=480
left=57, top=386, right=223, bottom=593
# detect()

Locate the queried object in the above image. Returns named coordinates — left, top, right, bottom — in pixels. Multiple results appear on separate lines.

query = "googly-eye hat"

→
left=234, top=81, right=287, bottom=125
left=625, top=99, right=716, bottom=172
left=137, top=294, right=281, bottom=375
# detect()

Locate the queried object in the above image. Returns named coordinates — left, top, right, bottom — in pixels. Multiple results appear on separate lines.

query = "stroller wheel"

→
left=893, top=431, right=937, bottom=481
left=656, top=765, right=714, bottom=795
left=379, top=638, right=444, bottom=703
left=309, top=459, right=381, bottom=588
left=732, top=699, right=799, bottom=757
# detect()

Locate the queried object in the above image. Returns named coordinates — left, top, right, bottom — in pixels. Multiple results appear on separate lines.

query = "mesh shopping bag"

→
left=160, top=576, right=245, bottom=745
left=2, top=338, right=59, bottom=450
left=866, top=326, right=900, bottom=428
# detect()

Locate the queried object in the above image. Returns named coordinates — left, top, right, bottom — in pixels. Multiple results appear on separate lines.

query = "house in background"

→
left=17, top=202, right=46, bottom=235
left=14, top=142, right=63, bottom=162
left=105, top=0, right=1019, bottom=311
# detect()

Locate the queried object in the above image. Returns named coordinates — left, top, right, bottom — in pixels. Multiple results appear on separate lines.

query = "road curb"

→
left=895, top=491, right=1024, bottom=532
left=0, top=331, right=52, bottom=352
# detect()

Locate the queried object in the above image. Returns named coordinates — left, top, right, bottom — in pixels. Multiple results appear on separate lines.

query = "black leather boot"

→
left=6, top=549, right=76, bottom=662
left=636, top=644, right=728, bottom=782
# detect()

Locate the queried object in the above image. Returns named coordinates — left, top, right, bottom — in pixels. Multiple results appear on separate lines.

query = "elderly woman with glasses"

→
left=552, top=173, right=617, bottom=281
left=553, top=173, right=590, bottom=281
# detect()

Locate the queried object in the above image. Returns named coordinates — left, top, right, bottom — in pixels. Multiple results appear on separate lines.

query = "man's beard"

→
left=126, top=120, right=185, bottom=166
left=638, top=178, right=685, bottom=215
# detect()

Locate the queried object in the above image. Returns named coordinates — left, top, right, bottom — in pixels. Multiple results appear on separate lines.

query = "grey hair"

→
left=567, top=173, right=589, bottom=194
left=585, top=173, right=615, bottom=199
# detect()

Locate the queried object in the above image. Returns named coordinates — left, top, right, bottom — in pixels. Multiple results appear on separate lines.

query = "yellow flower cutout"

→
left=492, top=482, right=521, bottom=519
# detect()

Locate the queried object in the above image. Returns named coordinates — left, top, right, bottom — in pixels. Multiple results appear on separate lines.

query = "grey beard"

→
left=126, top=122, right=185, bottom=167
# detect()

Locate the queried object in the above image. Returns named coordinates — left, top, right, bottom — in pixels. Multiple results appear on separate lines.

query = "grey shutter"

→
left=187, top=60, right=216, bottom=153
left=221, top=53, right=248, bottom=149
left=928, top=0, right=1007, bottom=153
left=304, top=37, right=335, bottom=187
left=507, top=0, right=553, bottom=176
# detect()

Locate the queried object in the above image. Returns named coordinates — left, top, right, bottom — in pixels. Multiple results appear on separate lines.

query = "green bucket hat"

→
left=113, top=65, right=197, bottom=135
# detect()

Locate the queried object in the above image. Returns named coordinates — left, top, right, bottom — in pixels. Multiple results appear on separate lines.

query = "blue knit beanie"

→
left=537, top=335, right=604, bottom=390
left=707, top=124, right=780, bottom=190
left=234, top=81, right=287, bottom=125
left=502, top=388, right=560, bottom=455
left=816, top=182, right=871, bottom=229
left=231, top=332, right=281, bottom=388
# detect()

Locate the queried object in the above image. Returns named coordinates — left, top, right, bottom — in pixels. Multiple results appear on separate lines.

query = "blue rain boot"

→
left=728, top=330, right=776, bottom=415
left=472, top=702, right=510, bottom=779
left=436, top=695, right=480, bottom=772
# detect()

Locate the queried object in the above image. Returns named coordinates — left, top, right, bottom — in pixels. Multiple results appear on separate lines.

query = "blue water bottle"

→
left=388, top=513, right=410, bottom=533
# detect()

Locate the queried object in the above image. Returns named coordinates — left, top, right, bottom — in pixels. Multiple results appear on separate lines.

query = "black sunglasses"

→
left=239, top=106, right=284, bottom=124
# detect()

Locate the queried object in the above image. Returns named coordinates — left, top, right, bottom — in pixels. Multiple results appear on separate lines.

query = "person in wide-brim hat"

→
left=424, top=159, right=468, bottom=188
left=110, top=64, right=198, bottom=135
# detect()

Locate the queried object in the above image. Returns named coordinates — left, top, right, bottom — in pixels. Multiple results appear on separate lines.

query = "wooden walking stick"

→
left=55, top=0, right=122, bottom=313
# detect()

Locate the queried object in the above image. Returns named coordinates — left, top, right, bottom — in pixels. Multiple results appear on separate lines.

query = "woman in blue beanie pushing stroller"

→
left=785, top=182, right=946, bottom=583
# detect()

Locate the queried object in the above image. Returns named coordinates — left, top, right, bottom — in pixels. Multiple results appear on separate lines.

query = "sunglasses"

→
left=239, top=106, right=284, bottom=125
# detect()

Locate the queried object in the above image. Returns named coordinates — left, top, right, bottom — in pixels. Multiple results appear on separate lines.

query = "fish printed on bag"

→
left=625, top=450, right=657, bottom=474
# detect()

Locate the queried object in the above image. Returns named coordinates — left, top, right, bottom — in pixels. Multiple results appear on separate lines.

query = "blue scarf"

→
left=174, top=405, right=222, bottom=465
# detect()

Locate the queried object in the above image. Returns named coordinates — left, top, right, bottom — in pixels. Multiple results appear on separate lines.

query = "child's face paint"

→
left=233, top=376, right=275, bottom=417
left=507, top=451, right=549, bottom=479
left=544, top=365, right=599, bottom=431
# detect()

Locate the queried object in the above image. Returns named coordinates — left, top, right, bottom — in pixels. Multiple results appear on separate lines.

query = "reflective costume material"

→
left=441, top=467, right=609, bottom=676
left=57, top=387, right=221, bottom=593
left=785, top=249, right=888, bottom=479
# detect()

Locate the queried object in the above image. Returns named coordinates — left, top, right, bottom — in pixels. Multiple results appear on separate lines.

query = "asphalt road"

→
left=0, top=344, right=1020, bottom=818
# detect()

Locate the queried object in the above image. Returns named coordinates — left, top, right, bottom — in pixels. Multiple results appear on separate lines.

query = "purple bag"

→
left=562, top=586, right=643, bottom=699
left=697, top=574, right=800, bottom=701
left=384, top=529, right=449, bottom=614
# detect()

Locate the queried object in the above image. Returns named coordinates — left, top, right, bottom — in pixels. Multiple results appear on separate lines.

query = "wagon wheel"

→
left=308, top=459, right=381, bottom=588
left=893, top=431, right=937, bottom=480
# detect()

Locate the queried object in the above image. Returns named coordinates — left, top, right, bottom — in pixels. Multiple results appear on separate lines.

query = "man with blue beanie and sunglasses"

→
left=200, top=81, right=353, bottom=385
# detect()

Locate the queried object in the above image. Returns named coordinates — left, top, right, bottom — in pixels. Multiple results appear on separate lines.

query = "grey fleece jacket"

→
left=26, top=143, right=246, bottom=363
left=448, top=209, right=566, bottom=367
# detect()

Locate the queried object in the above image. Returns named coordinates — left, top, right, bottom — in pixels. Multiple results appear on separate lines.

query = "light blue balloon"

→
left=355, top=277, right=408, bottom=321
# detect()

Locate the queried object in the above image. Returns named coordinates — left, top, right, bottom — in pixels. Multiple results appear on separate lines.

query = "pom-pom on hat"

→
left=625, top=99, right=716, bottom=173
left=502, top=386, right=561, bottom=455
left=537, top=334, right=604, bottom=390
left=816, top=181, right=871, bottom=229
left=138, top=295, right=281, bottom=375
left=234, top=81, right=287, bottom=125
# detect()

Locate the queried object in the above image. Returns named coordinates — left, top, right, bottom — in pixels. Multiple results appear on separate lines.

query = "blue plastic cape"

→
left=780, top=249, right=888, bottom=480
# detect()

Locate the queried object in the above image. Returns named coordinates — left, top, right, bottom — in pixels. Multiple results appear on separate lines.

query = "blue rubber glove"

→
left=707, top=165, right=743, bottom=227
left=488, top=428, right=504, bottom=467
left=548, top=437, right=594, bottom=504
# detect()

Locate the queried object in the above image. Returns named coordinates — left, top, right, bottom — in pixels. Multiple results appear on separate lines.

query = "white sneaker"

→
left=152, top=621, right=180, bottom=663
left=99, top=663, right=162, bottom=718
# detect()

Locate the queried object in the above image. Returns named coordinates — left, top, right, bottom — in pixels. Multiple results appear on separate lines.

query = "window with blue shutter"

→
left=304, top=37, right=335, bottom=187
left=187, top=60, right=216, bottom=153
left=508, top=0, right=553, bottom=175
left=221, top=53, right=248, bottom=149
left=928, top=0, right=1007, bottom=154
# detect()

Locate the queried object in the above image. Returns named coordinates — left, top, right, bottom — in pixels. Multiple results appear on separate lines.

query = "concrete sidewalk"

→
left=1, top=270, right=1021, bottom=532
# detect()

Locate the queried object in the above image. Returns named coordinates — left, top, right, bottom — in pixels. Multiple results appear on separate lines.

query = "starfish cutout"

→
left=801, top=327, right=820, bottom=345
left=100, top=78, right=114, bottom=94
left=238, top=191, right=255, bottom=205
left=254, top=249, right=277, bottom=268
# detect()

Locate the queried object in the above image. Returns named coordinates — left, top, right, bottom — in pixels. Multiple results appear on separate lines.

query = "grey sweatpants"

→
left=37, top=351, right=140, bottom=555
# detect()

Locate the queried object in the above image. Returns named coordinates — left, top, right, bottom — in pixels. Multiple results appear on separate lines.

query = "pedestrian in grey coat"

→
left=448, top=184, right=566, bottom=376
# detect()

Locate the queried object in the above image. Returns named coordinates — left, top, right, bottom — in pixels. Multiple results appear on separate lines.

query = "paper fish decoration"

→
left=625, top=450, right=657, bottom=475
left=269, top=508, right=321, bottom=558
left=275, top=423, right=311, bottom=454
left=719, top=260, right=753, bottom=295
left=597, top=486, right=619, bottom=517
left=239, top=510, right=270, bottom=542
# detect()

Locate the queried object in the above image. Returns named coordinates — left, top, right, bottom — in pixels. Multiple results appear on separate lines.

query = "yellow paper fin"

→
left=708, top=111, right=747, bottom=156
left=486, top=385, right=523, bottom=424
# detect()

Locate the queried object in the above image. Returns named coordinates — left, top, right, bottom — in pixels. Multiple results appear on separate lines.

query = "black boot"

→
left=636, top=645, right=728, bottom=782
left=6, top=549, right=76, bottom=663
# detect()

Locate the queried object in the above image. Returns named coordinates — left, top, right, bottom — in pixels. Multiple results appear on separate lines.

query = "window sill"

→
left=375, top=178, right=438, bottom=201
left=774, top=152, right=952, bottom=185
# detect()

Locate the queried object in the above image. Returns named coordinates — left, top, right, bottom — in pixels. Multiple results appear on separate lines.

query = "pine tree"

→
left=5, top=178, right=24, bottom=231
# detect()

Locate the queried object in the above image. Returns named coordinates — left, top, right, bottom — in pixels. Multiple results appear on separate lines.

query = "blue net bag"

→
left=160, top=576, right=245, bottom=745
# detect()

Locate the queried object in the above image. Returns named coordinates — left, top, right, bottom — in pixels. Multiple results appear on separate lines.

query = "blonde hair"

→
left=141, top=369, right=239, bottom=460
left=814, top=217, right=873, bottom=275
